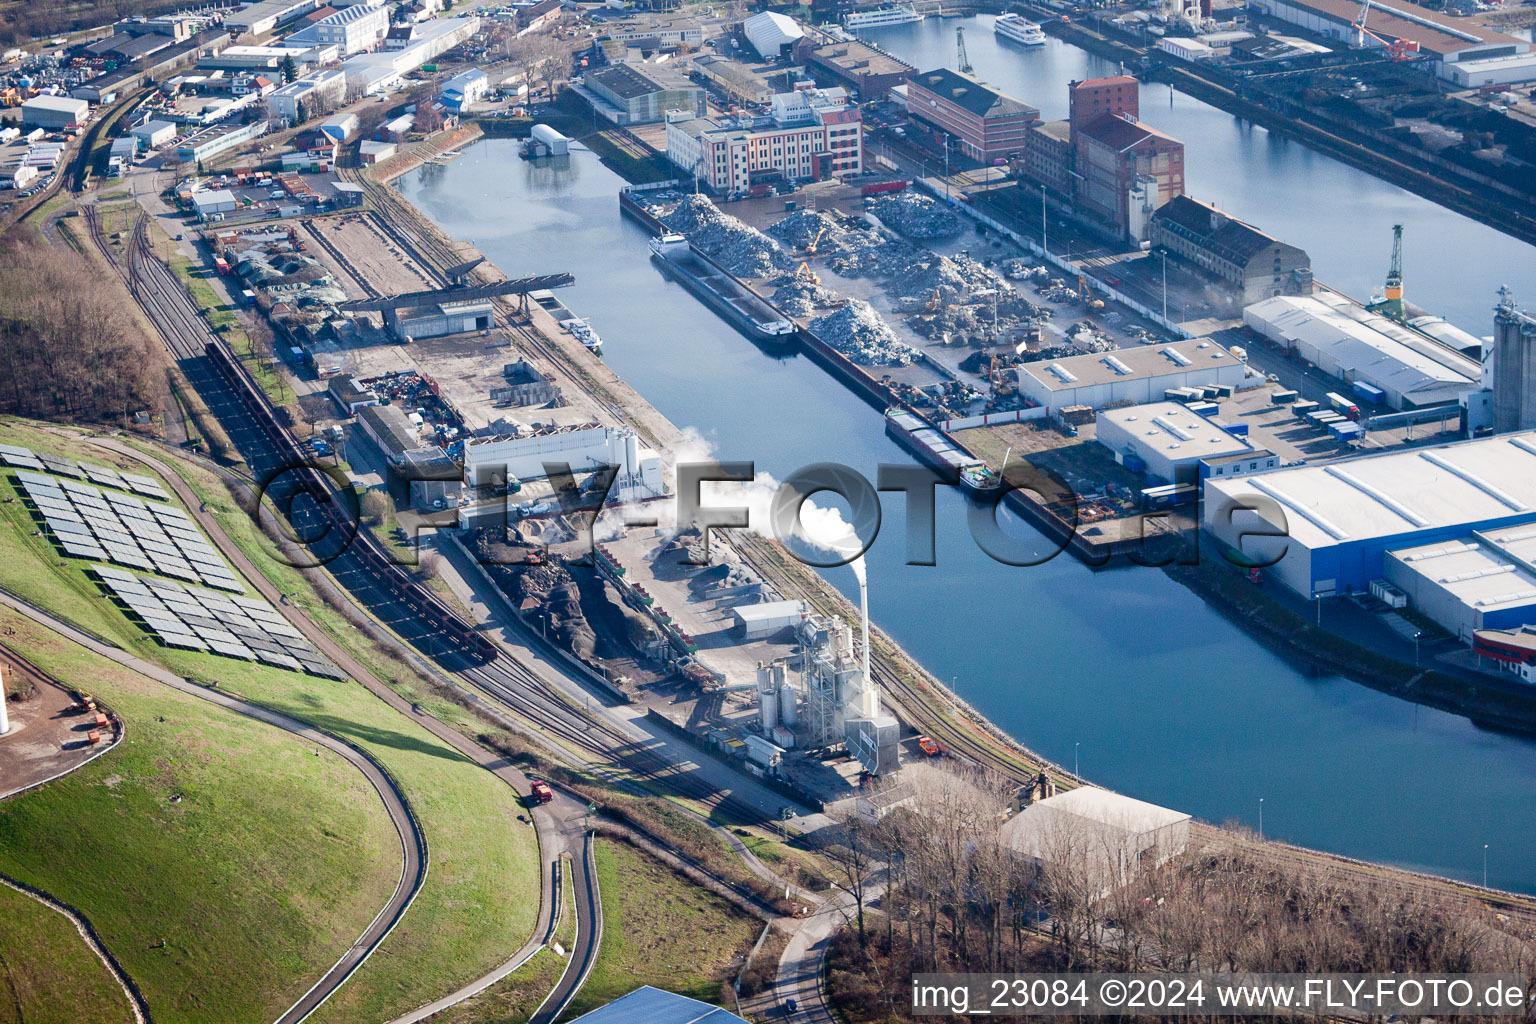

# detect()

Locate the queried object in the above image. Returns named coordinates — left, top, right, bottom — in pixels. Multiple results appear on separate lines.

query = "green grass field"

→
left=430, top=854, right=573, bottom=1024
left=0, top=422, right=542, bottom=1023
left=0, top=611, right=399, bottom=1024
left=561, top=839, right=760, bottom=1019
left=0, top=883, right=136, bottom=1024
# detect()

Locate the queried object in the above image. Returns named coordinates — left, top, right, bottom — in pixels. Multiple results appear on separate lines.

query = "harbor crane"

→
left=957, top=26, right=974, bottom=75
left=1383, top=223, right=1404, bottom=315
left=1352, top=0, right=1421, bottom=59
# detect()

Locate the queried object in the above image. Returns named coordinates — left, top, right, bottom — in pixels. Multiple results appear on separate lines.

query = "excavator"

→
left=926, top=287, right=943, bottom=311
left=805, top=225, right=826, bottom=256
left=795, top=261, right=820, bottom=286
left=1078, top=274, right=1105, bottom=310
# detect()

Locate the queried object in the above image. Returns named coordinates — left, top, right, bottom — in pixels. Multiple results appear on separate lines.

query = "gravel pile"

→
left=662, top=194, right=790, bottom=278
left=867, top=192, right=966, bottom=240
left=772, top=279, right=841, bottom=317
left=809, top=299, right=916, bottom=367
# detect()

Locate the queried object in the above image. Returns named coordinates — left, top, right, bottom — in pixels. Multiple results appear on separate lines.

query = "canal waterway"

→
left=397, top=92, right=1536, bottom=888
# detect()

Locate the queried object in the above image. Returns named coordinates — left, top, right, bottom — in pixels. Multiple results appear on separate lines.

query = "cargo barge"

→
left=648, top=234, right=796, bottom=345
left=884, top=407, right=997, bottom=492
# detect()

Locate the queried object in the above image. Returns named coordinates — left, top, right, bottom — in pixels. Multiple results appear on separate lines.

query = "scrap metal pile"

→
left=865, top=191, right=966, bottom=240
left=808, top=299, right=916, bottom=367
left=662, top=194, right=791, bottom=278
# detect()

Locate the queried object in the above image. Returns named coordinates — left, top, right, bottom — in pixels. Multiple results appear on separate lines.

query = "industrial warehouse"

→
left=1204, top=430, right=1536, bottom=608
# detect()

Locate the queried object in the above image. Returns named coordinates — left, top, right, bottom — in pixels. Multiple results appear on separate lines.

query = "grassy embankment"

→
left=0, top=883, right=137, bottom=1024
left=0, top=421, right=542, bottom=1024
left=0, top=610, right=399, bottom=1024
left=429, top=853, right=576, bottom=1024
left=561, top=838, right=760, bottom=1018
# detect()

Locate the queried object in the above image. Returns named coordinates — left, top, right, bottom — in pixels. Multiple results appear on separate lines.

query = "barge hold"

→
left=648, top=234, right=795, bottom=344
left=885, top=407, right=997, bottom=492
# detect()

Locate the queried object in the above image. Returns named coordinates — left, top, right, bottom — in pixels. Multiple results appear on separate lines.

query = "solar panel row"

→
left=15, top=472, right=242, bottom=592
left=0, top=444, right=169, bottom=499
left=93, top=565, right=344, bottom=679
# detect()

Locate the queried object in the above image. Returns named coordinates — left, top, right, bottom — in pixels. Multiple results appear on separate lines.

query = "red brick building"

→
left=1067, top=75, right=1139, bottom=134
left=1074, top=112, right=1185, bottom=240
left=906, top=67, right=1038, bottom=163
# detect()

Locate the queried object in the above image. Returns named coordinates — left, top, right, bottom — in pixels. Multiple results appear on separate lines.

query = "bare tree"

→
left=825, top=804, right=879, bottom=947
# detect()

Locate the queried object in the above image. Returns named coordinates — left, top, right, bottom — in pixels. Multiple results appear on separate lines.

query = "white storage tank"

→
left=778, top=684, right=797, bottom=727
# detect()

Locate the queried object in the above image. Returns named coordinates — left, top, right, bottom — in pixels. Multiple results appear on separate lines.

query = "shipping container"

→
left=1370, top=578, right=1408, bottom=609
left=1218, top=421, right=1249, bottom=437
left=1352, top=380, right=1385, bottom=404
left=213, top=256, right=230, bottom=275
left=1188, top=401, right=1220, bottom=418
left=1292, top=400, right=1319, bottom=418
left=1141, top=482, right=1197, bottom=508
left=860, top=179, right=907, bottom=196
left=1271, top=389, right=1298, bottom=404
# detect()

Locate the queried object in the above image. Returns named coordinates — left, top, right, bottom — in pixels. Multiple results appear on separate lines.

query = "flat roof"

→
left=1268, top=0, right=1524, bottom=55
left=809, top=38, right=915, bottom=77
left=1388, top=532, right=1536, bottom=614
left=1206, top=430, right=1536, bottom=549
left=1019, top=339, right=1241, bottom=392
left=1099, top=401, right=1251, bottom=462
left=732, top=599, right=805, bottom=622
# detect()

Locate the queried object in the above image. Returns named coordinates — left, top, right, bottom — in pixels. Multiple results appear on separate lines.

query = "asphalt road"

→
left=0, top=589, right=425, bottom=1024
left=530, top=829, right=603, bottom=1024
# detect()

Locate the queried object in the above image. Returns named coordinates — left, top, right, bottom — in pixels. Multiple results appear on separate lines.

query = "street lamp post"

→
left=1074, top=741, right=1080, bottom=779
left=1040, top=183, right=1047, bottom=254
left=1414, top=630, right=1424, bottom=667
left=1484, top=844, right=1490, bottom=888
left=1160, top=250, right=1168, bottom=323
left=1259, top=797, right=1264, bottom=841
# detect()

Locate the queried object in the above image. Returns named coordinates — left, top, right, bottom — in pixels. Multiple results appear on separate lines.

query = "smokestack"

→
left=854, top=557, right=877, bottom=718
left=0, top=664, right=9, bottom=736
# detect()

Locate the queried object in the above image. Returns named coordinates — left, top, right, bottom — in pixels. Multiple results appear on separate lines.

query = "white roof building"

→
left=1204, top=429, right=1536, bottom=599
left=1385, top=526, right=1536, bottom=640
left=1244, top=291, right=1480, bottom=409
left=1001, top=787, right=1191, bottom=895
left=1096, top=401, right=1254, bottom=484
left=1015, top=339, right=1247, bottom=412
left=743, top=11, right=804, bottom=59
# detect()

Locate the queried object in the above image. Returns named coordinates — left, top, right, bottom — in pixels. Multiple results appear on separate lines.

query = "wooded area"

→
left=826, top=764, right=1536, bottom=1022
left=0, top=230, right=161, bottom=423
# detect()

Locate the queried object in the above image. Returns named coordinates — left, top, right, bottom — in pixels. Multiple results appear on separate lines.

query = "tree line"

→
left=821, top=763, right=1536, bottom=1022
left=0, top=230, right=160, bottom=424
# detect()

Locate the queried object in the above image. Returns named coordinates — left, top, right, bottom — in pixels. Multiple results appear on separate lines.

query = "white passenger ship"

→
left=843, top=5, right=923, bottom=29
left=994, top=12, right=1047, bottom=45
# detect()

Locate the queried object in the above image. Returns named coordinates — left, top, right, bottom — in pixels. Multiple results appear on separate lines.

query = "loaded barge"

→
left=648, top=234, right=795, bottom=344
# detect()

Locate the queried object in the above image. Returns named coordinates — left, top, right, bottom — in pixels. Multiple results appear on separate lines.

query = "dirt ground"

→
left=303, top=215, right=440, bottom=298
left=0, top=646, right=115, bottom=799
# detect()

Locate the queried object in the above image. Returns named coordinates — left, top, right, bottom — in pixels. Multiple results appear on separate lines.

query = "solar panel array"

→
left=13, top=469, right=242, bottom=592
left=92, top=565, right=344, bottom=678
left=0, top=444, right=170, bottom=500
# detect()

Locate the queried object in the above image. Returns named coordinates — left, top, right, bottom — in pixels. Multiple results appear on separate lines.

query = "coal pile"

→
left=662, top=194, right=791, bottom=279
left=809, top=299, right=916, bottom=367
left=867, top=192, right=966, bottom=240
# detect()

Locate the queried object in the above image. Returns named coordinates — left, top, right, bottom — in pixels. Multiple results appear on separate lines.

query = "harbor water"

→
left=396, top=79, right=1536, bottom=889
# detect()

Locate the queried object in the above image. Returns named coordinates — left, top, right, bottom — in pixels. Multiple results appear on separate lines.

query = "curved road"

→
left=530, top=830, right=604, bottom=1024
left=0, top=590, right=426, bottom=1024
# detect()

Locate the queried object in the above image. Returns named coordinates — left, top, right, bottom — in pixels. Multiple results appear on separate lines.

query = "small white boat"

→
left=994, top=12, right=1047, bottom=45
